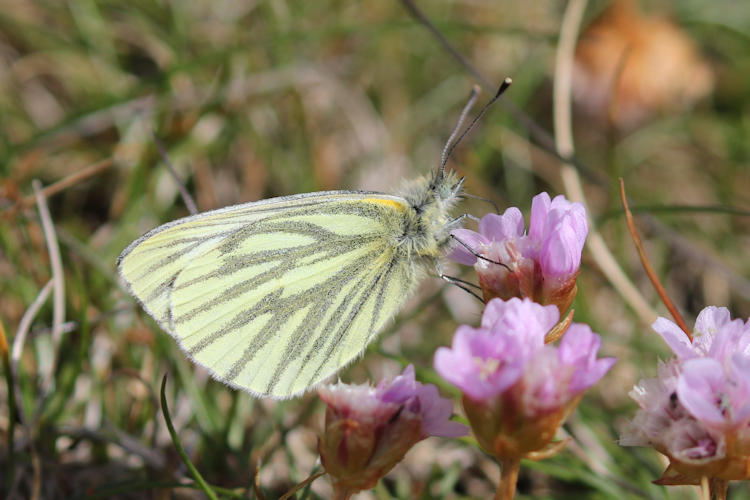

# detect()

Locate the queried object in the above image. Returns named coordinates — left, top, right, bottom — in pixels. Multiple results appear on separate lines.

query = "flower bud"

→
left=449, top=193, right=587, bottom=315
left=317, top=365, right=467, bottom=495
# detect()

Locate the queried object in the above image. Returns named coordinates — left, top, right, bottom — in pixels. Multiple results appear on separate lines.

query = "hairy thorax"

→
left=395, top=171, right=463, bottom=262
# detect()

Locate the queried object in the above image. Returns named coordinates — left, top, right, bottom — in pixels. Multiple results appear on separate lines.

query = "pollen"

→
left=473, top=356, right=500, bottom=381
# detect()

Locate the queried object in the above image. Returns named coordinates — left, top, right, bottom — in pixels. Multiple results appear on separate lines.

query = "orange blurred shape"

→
left=573, top=0, right=714, bottom=130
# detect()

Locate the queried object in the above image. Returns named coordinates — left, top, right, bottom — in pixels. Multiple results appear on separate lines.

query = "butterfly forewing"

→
left=118, top=192, right=417, bottom=398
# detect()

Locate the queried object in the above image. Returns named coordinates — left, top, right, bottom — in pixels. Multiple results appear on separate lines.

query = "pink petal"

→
left=677, top=358, right=727, bottom=425
left=481, top=298, right=558, bottom=349
left=377, top=364, right=417, bottom=404
left=539, top=223, right=580, bottom=277
left=448, top=229, right=489, bottom=265
left=416, top=384, right=469, bottom=438
left=653, top=317, right=696, bottom=360
left=478, top=208, right=525, bottom=241
left=528, top=192, right=552, bottom=242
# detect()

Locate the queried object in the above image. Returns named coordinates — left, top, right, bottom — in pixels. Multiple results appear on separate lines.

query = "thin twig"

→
left=398, top=0, right=602, bottom=185
left=619, top=179, right=690, bottom=337
left=32, top=179, right=66, bottom=401
left=402, top=0, right=656, bottom=322
left=253, top=460, right=267, bottom=500
left=400, top=0, right=492, bottom=89
left=18, top=158, right=113, bottom=209
left=149, top=130, right=199, bottom=215
left=279, top=470, right=326, bottom=500
left=57, top=423, right=166, bottom=469
left=552, top=0, right=657, bottom=324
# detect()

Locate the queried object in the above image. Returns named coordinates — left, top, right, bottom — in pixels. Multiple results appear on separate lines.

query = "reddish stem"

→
left=495, top=459, right=521, bottom=500
left=331, top=485, right=353, bottom=500
left=709, top=478, right=728, bottom=500
left=619, top=179, right=691, bottom=340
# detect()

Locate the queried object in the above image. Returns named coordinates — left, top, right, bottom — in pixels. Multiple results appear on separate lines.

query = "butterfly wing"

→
left=118, top=192, right=418, bottom=398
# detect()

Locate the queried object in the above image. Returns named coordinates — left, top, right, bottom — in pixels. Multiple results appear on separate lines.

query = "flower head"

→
left=435, top=298, right=614, bottom=459
left=317, top=365, right=467, bottom=494
left=621, top=307, right=750, bottom=484
left=449, top=193, right=588, bottom=314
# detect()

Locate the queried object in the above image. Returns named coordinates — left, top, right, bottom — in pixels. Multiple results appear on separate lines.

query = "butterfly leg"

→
left=449, top=233, right=511, bottom=271
left=434, top=259, right=484, bottom=302
left=440, top=274, right=484, bottom=302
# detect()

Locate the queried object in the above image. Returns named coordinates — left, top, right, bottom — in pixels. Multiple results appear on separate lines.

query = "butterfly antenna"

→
left=440, top=85, right=481, bottom=176
left=440, top=77, right=513, bottom=177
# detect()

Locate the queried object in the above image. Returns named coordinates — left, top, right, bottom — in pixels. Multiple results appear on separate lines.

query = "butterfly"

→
left=117, top=82, right=509, bottom=399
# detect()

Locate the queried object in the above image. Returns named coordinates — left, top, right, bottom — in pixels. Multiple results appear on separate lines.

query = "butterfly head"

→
left=429, top=168, right=464, bottom=211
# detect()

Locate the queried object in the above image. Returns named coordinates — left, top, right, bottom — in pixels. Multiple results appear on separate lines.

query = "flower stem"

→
left=709, top=478, right=728, bottom=500
left=332, top=485, right=353, bottom=500
left=495, top=459, right=521, bottom=500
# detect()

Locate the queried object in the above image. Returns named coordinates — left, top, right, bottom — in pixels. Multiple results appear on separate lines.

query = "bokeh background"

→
left=1, top=0, right=749, bottom=498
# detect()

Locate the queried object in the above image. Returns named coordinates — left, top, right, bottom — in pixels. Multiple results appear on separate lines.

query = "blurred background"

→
left=1, top=0, right=749, bottom=498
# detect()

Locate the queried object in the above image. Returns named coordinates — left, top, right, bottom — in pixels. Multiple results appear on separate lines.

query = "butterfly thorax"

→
left=396, top=170, right=464, bottom=261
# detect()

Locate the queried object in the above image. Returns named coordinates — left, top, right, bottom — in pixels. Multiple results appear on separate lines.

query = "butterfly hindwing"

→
left=118, top=192, right=418, bottom=398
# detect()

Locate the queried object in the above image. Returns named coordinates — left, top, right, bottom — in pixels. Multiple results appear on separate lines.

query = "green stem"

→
left=1, top=322, right=15, bottom=498
left=160, top=375, right=219, bottom=500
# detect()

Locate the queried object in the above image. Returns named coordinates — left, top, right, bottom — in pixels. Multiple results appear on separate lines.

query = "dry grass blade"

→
left=31, top=180, right=66, bottom=400
left=19, top=158, right=113, bottom=209
left=618, top=179, right=690, bottom=337
left=9, top=280, right=51, bottom=500
left=11, top=280, right=53, bottom=380
left=553, top=0, right=656, bottom=325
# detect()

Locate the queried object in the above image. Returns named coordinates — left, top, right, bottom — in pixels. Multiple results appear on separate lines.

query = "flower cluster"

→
left=314, top=192, right=611, bottom=498
left=621, top=307, right=750, bottom=484
left=317, top=365, right=467, bottom=496
left=435, top=298, right=615, bottom=459
left=449, top=192, right=588, bottom=314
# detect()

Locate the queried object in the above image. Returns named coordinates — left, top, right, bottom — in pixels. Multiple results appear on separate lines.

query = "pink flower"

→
left=317, top=365, right=467, bottom=495
left=622, top=307, right=750, bottom=484
left=434, top=298, right=614, bottom=459
left=449, top=193, right=588, bottom=313
left=435, top=298, right=612, bottom=407
left=375, top=365, right=468, bottom=439
left=434, top=324, right=525, bottom=401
